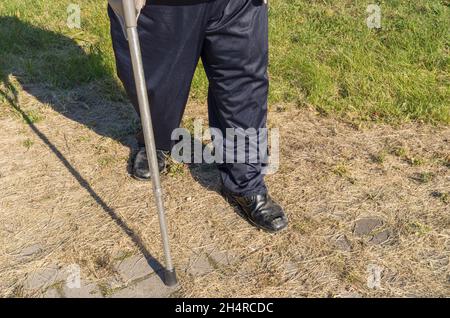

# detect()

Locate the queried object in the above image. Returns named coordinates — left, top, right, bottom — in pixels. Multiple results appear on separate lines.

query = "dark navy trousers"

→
left=108, top=0, right=269, bottom=196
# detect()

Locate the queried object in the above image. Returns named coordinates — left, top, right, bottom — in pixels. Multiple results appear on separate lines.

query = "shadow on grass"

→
left=0, top=16, right=140, bottom=147
left=0, top=16, right=165, bottom=281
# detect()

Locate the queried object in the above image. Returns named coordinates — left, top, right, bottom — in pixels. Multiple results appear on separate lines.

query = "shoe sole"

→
left=131, top=174, right=151, bottom=182
left=130, top=168, right=167, bottom=182
left=221, top=189, right=287, bottom=234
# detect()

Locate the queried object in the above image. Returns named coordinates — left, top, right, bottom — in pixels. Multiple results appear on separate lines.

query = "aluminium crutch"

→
left=121, top=0, right=177, bottom=287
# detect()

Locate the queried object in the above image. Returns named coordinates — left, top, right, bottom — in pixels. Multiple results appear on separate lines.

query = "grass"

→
left=412, top=171, right=436, bottom=183
left=1, top=91, right=449, bottom=297
left=0, top=0, right=448, bottom=124
left=22, top=138, right=34, bottom=150
left=408, top=156, right=425, bottom=166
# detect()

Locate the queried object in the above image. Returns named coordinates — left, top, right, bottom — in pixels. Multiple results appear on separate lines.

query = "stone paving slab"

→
left=188, top=254, right=214, bottom=276
left=18, top=243, right=43, bottom=260
left=353, top=217, right=392, bottom=245
left=62, top=282, right=103, bottom=298
left=208, top=249, right=236, bottom=267
left=111, top=275, right=175, bottom=298
left=41, top=288, right=62, bottom=298
left=369, top=229, right=392, bottom=245
left=333, top=234, right=352, bottom=252
left=27, top=254, right=177, bottom=298
left=187, top=248, right=236, bottom=276
left=114, top=255, right=161, bottom=283
left=353, top=217, right=384, bottom=236
left=24, top=265, right=60, bottom=291
left=24, top=250, right=232, bottom=298
left=336, top=291, right=363, bottom=298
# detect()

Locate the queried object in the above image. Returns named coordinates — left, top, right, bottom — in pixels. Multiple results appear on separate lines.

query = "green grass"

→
left=22, top=138, right=34, bottom=149
left=0, top=0, right=448, bottom=123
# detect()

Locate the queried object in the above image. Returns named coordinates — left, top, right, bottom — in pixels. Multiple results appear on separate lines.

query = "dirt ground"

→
left=0, top=77, right=449, bottom=297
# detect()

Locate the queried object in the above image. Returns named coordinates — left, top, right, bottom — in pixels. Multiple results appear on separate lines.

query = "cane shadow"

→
left=0, top=16, right=165, bottom=280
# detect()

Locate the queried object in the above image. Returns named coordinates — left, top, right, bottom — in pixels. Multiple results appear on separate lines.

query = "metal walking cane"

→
left=120, top=0, right=177, bottom=287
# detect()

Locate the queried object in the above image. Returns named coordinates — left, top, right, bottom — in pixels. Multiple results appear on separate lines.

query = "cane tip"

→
left=164, top=268, right=178, bottom=287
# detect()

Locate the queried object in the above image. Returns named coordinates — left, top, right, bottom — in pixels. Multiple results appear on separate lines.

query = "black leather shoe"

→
left=132, top=147, right=167, bottom=181
left=221, top=189, right=288, bottom=233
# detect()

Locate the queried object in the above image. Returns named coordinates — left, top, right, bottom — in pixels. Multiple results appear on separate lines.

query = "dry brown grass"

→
left=0, top=77, right=449, bottom=297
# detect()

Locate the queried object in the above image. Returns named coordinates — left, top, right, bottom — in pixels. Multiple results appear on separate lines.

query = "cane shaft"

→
left=122, top=0, right=176, bottom=284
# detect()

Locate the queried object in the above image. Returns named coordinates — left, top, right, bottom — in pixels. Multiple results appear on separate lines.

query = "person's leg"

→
left=202, top=0, right=269, bottom=196
left=108, top=1, right=208, bottom=151
left=202, top=0, right=287, bottom=232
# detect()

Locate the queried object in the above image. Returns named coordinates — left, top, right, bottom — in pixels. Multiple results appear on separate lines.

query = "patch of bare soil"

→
left=0, top=79, right=449, bottom=297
